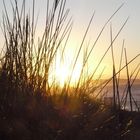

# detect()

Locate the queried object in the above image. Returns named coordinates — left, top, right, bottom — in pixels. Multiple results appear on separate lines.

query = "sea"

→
left=103, top=79, right=140, bottom=111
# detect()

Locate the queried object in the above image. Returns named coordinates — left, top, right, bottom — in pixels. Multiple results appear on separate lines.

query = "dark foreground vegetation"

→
left=1, top=87, right=140, bottom=140
left=0, top=0, right=140, bottom=139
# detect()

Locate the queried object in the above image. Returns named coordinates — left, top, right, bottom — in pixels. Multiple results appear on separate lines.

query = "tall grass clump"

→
left=0, top=0, right=140, bottom=140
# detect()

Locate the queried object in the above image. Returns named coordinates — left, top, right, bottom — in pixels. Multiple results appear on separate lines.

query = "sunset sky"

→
left=0, top=0, right=140, bottom=82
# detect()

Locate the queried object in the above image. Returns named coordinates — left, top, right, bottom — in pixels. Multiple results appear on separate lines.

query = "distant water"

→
left=104, top=83, right=140, bottom=111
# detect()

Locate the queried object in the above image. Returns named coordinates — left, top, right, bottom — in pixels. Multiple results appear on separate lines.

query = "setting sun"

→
left=55, top=60, right=70, bottom=87
left=51, top=52, right=83, bottom=87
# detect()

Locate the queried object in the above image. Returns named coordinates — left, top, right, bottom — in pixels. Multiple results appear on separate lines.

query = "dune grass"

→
left=0, top=0, right=140, bottom=139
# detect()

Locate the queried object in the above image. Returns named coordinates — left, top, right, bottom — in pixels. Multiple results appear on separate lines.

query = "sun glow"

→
left=55, top=61, right=70, bottom=87
left=49, top=51, right=83, bottom=87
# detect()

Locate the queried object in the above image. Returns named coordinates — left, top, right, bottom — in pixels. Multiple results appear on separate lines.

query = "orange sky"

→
left=0, top=0, right=140, bottom=83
